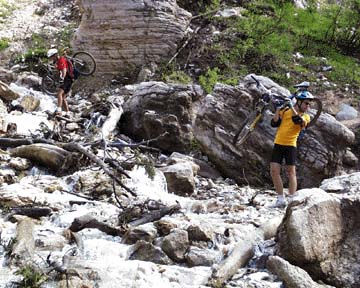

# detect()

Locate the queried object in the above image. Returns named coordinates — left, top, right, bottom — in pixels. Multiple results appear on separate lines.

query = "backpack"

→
left=66, top=58, right=80, bottom=80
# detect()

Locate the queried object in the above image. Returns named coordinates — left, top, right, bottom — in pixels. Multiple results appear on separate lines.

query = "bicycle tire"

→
left=233, top=111, right=262, bottom=145
left=307, top=97, right=322, bottom=128
left=72, top=51, right=97, bottom=76
left=41, top=75, right=57, bottom=95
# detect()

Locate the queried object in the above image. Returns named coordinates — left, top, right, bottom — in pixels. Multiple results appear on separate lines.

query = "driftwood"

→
left=9, top=206, right=52, bottom=219
left=69, top=215, right=125, bottom=236
left=208, top=229, right=263, bottom=287
left=10, top=216, right=35, bottom=266
left=128, top=203, right=181, bottom=227
left=10, top=143, right=74, bottom=171
left=101, top=106, right=123, bottom=140
left=0, top=137, right=53, bottom=148
left=63, top=142, right=136, bottom=197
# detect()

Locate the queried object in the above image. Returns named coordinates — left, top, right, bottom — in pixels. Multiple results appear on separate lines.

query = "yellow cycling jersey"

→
left=274, top=108, right=310, bottom=147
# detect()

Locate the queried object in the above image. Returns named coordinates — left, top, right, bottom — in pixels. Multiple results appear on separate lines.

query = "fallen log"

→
left=63, top=142, right=136, bottom=196
left=9, top=206, right=52, bottom=219
left=128, top=203, right=181, bottom=227
left=101, top=106, right=123, bottom=140
left=208, top=227, right=263, bottom=287
left=10, top=216, right=35, bottom=266
left=69, top=214, right=125, bottom=236
left=10, top=143, right=73, bottom=171
left=0, top=137, right=53, bottom=148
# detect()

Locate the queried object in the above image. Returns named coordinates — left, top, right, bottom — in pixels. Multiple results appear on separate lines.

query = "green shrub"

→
left=199, top=67, right=220, bottom=94
left=15, top=265, right=47, bottom=288
left=0, top=37, right=9, bottom=51
left=0, top=0, right=15, bottom=20
left=164, top=70, right=192, bottom=84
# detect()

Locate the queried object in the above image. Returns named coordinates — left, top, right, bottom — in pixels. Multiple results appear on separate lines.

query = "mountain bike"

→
left=232, top=75, right=322, bottom=146
left=41, top=51, right=97, bottom=95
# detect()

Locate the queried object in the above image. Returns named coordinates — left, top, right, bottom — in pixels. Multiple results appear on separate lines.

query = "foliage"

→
left=0, top=37, right=9, bottom=51
left=199, top=67, right=220, bottom=94
left=197, top=0, right=360, bottom=90
left=163, top=70, right=192, bottom=84
left=14, top=265, right=47, bottom=288
left=0, top=0, right=15, bottom=21
left=134, top=150, right=156, bottom=180
left=55, top=23, right=77, bottom=49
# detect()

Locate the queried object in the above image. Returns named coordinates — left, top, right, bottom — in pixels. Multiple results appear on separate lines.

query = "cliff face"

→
left=72, top=0, right=191, bottom=76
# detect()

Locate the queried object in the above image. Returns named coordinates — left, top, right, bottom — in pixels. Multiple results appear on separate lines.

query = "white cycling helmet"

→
left=47, top=48, right=58, bottom=58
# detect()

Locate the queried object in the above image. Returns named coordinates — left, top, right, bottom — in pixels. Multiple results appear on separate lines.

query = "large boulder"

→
left=193, top=75, right=355, bottom=188
left=276, top=188, right=360, bottom=287
left=73, top=0, right=191, bottom=76
left=119, top=81, right=203, bottom=153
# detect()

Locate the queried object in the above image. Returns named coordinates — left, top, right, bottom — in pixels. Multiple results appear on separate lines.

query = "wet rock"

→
left=121, top=224, right=158, bottom=245
left=8, top=157, right=31, bottom=171
left=161, top=228, right=189, bottom=262
left=187, top=224, right=212, bottom=242
left=185, top=246, right=222, bottom=267
left=154, top=220, right=177, bottom=236
left=161, top=162, right=197, bottom=196
left=267, top=256, right=335, bottom=288
left=0, top=80, right=20, bottom=101
left=129, top=240, right=173, bottom=265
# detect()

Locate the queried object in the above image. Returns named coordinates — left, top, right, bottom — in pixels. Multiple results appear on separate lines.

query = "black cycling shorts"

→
left=271, top=143, right=297, bottom=165
left=59, top=76, right=73, bottom=94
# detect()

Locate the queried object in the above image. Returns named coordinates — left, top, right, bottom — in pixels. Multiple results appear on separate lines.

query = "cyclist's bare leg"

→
left=56, top=88, right=65, bottom=114
left=62, top=93, right=69, bottom=112
left=286, top=165, right=297, bottom=195
left=270, top=162, right=283, bottom=195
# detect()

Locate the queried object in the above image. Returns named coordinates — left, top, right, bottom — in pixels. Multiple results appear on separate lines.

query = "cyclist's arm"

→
left=271, top=107, right=282, bottom=127
left=60, top=67, right=67, bottom=80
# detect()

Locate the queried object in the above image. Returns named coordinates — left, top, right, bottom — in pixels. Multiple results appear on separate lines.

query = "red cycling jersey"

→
left=56, top=56, right=74, bottom=79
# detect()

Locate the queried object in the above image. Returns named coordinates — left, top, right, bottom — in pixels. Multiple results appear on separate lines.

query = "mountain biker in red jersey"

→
left=47, top=48, right=74, bottom=116
left=269, top=86, right=313, bottom=208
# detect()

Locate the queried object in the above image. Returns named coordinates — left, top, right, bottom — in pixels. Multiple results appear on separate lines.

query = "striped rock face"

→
left=72, top=0, right=191, bottom=76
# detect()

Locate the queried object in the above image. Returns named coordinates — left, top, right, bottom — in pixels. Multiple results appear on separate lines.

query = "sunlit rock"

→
left=19, top=95, right=40, bottom=112
left=186, top=246, right=222, bottom=267
left=267, top=256, right=334, bottom=288
left=73, top=0, right=191, bottom=76
left=161, top=228, right=189, bottom=262
left=0, top=80, right=19, bottom=101
left=276, top=188, right=360, bottom=287
left=161, top=162, right=197, bottom=196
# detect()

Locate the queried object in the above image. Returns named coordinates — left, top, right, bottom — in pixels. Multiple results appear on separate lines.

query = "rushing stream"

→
left=0, top=83, right=283, bottom=287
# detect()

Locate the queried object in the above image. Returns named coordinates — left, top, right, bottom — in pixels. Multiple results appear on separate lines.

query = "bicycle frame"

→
left=233, top=75, right=322, bottom=145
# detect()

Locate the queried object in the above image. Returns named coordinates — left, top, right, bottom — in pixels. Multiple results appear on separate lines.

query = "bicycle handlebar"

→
left=250, top=75, right=298, bottom=115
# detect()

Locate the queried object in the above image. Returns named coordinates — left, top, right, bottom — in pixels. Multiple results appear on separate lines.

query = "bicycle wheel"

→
left=72, top=51, right=97, bottom=76
left=307, top=98, right=322, bottom=128
left=233, top=111, right=262, bottom=145
left=41, top=75, right=57, bottom=95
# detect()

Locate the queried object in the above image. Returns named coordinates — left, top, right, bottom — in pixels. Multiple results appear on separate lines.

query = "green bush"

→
left=199, top=67, right=220, bottom=94
left=164, top=70, right=192, bottom=84
left=0, top=37, right=9, bottom=51
left=15, top=265, right=47, bottom=288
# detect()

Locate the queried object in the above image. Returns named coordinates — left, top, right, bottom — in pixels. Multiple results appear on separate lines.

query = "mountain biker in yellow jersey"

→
left=47, top=48, right=74, bottom=116
left=269, top=89, right=313, bottom=208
